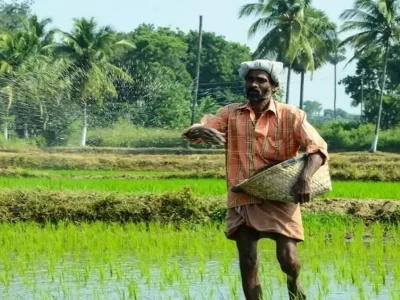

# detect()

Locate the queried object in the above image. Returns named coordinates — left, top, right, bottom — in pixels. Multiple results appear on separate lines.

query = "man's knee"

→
left=277, top=247, right=301, bottom=275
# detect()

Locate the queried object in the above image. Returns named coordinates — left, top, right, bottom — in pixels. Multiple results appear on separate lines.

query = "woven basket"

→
left=231, top=154, right=332, bottom=202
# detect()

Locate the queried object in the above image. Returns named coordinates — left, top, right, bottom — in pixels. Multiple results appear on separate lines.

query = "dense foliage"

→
left=0, top=0, right=399, bottom=152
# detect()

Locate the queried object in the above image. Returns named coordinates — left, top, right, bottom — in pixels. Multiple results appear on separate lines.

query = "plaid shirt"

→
left=198, top=99, right=329, bottom=208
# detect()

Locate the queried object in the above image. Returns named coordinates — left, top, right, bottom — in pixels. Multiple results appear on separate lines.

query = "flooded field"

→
left=0, top=220, right=399, bottom=300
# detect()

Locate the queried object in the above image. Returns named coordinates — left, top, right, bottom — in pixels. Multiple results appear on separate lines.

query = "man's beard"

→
left=246, top=88, right=272, bottom=103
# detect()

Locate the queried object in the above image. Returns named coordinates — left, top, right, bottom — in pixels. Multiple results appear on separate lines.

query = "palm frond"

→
left=247, top=17, right=276, bottom=38
left=340, top=20, right=381, bottom=33
left=113, top=40, right=135, bottom=49
left=238, top=2, right=265, bottom=18
left=104, top=62, right=134, bottom=84
left=253, top=27, right=283, bottom=59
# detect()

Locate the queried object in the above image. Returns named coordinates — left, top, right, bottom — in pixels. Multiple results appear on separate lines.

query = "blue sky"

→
left=31, top=0, right=360, bottom=114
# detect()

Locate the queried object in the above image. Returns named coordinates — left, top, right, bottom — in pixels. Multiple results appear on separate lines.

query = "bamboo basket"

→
left=231, top=154, right=332, bottom=202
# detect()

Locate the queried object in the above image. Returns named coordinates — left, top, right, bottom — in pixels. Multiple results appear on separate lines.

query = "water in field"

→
left=0, top=221, right=399, bottom=300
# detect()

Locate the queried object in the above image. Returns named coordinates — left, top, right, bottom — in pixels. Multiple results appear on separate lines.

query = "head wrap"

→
left=238, top=59, right=284, bottom=84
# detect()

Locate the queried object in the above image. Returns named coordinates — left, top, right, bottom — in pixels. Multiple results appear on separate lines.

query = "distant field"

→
left=0, top=177, right=399, bottom=199
left=28, top=169, right=187, bottom=176
left=0, top=151, right=399, bottom=181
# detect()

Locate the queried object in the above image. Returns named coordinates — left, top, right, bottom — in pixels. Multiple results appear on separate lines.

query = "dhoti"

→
left=225, top=201, right=304, bottom=242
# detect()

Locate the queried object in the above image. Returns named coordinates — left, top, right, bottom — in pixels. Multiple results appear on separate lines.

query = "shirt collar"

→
left=237, top=99, right=277, bottom=115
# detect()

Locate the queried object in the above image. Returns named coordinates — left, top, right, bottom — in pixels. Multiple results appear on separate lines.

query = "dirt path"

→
left=303, top=198, right=400, bottom=222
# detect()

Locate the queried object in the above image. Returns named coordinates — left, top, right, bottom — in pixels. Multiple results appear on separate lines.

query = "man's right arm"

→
left=182, top=106, right=229, bottom=145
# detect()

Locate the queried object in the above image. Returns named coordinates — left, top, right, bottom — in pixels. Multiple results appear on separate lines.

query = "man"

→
left=182, top=59, right=328, bottom=300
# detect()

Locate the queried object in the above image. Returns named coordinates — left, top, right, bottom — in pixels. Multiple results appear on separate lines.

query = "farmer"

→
left=182, top=59, right=328, bottom=300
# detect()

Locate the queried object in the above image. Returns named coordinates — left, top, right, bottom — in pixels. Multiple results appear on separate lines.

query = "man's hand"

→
left=291, top=177, right=312, bottom=204
left=291, top=152, right=325, bottom=204
left=183, top=126, right=226, bottom=145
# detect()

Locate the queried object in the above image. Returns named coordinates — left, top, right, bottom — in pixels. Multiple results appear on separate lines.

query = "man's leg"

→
left=235, top=225, right=262, bottom=300
left=276, top=235, right=306, bottom=300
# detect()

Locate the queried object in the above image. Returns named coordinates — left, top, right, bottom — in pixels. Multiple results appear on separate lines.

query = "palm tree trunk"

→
left=3, top=85, right=13, bottom=141
left=370, top=42, right=390, bottom=153
left=3, top=123, right=8, bottom=140
left=334, top=63, right=337, bottom=120
left=24, top=123, right=29, bottom=139
left=299, top=71, right=305, bottom=109
left=360, top=72, right=364, bottom=122
left=80, top=102, right=87, bottom=147
left=285, top=65, right=292, bottom=104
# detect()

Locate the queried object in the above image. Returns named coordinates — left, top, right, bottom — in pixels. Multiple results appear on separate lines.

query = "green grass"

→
left=0, top=177, right=399, bottom=199
left=27, top=169, right=187, bottom=177
left=67, top=118, right=190, bottom=148
left=0, top=178, right=225, bottom=195
left=326, top=181, right=400, bottom=199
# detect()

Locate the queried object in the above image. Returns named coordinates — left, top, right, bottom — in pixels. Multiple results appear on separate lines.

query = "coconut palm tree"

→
left=292, top=8, right=337, bottom=109
left=0, top=31, right=32, bottom=139
left=238, top=0, right=312, bottom=104
left=0, top=15, right=54, bottom=140
left=23, top=16, right=54, bottom=55
left=328, top=37, right=346, bottom=119
left=50, top=17, right=135, bottom=146
left=340, top=0, right=400, bottom=152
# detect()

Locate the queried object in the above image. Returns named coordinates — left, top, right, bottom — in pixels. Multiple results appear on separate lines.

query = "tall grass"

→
left=66, top=118, right=400, bottom=152
left=0, top=135, right=40, bottom=152
left=67, top=118, right=209, bottom=148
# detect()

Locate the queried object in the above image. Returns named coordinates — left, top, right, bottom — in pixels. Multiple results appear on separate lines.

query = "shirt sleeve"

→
left=199, top=106, right=229, bottom=134
left=293, top=111, right=329, bottom=164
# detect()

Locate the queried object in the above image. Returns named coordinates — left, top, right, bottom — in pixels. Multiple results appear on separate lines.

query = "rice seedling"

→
left=0, top=177, right=398, bottom=199
left=0, top=217, right=397, bottom=298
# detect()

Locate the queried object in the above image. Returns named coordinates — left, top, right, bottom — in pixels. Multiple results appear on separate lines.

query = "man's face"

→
left=245, top=70, right=278, bottom=103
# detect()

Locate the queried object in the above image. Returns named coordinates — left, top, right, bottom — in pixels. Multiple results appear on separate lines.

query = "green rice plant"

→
left=0, top=176, right=399, bottom=199
left=116, top=262, right=123, bottom=282
left=92, top=289, right=101, bottom=300
left=0, top=220, right=398, bottom=298
left=0, top=272, right=9, bottom=290
left=83, top=263, right=90, bottom=285
left=320, top=272, right=330, bottom=295
left=127, top=278, right=140, bottom=300
left=99, top=265, right=106, bottom=287
left=180, top=277, right=192, bottom=300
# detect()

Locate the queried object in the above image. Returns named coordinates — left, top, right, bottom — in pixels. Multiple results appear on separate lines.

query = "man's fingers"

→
left=304, top=193, right=310, bottom=203
left=298, top=191, right=308, bottom=204
left=298, top=193, right=304, bottom=204
left=186, top=127, right=225, bottom=146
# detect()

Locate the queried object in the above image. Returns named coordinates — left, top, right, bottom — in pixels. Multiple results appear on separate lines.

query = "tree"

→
left=185, top=31, right=251, bottom=105
left=238, top=0, right=312, bottom=104
left=51, top=17, right=135, bottom=146
left=0, top=0, right=32, bottom=33
left=0, top=15, right=55, bottom=140
left=340, top=0, right=400, bottom=152
left=120, top=64, right=191, bottom=129
left=111, top=26, right=193, bottom=128
left=292, top=8, right=337, bottom=109
left=328, top=36, right=346, bottom=119
left=23, top=15, right=54, bottom=55
left=303, top=100, right=322, bottom=117
left=116, top=24, right=191, bottom=84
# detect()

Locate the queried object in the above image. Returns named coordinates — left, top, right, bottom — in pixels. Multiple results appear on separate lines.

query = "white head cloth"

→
left=238, top=59, right=284, bottom=84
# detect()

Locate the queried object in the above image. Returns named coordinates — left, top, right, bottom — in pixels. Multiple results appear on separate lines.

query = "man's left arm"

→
left=292, top=113, right=329, bottom=204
